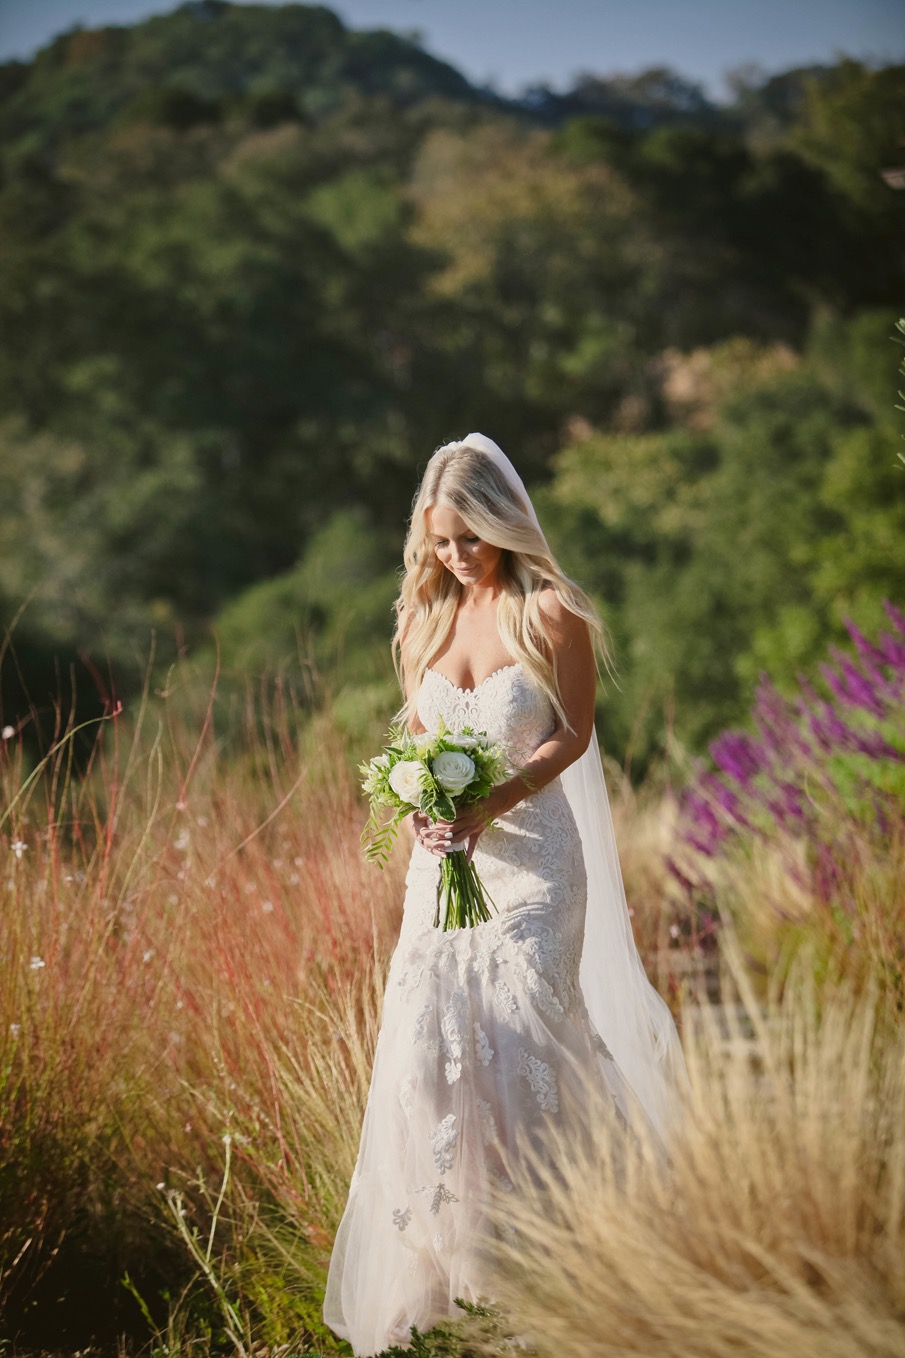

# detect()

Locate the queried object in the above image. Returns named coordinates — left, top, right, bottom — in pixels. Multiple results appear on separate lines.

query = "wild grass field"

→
left=1, top=610, right=903, bottom=1357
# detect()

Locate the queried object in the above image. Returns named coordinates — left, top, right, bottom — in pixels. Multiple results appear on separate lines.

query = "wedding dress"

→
left=323, top=660, right=678, bottom=1356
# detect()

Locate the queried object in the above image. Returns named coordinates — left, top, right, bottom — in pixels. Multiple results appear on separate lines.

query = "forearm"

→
left=495, top=727, right=590, bottom=815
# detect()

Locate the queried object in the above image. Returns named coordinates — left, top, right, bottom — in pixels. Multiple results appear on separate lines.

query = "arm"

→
left=419, top=591, right=596, bottom=857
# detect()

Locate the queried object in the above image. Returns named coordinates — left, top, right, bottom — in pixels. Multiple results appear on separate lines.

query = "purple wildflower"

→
left=710, top=730, right=763, bottom=786
left=844, top=617, right=889, bottom=670
left=882, top=598, right=905, bottom=637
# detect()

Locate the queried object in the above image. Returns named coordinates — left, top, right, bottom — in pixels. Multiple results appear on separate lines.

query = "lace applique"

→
left=525, top=967, right=565, bottom=1021
left=392, top=1206, right=412, bottom=1231
left=473, top=1022, right=494, bottom=1066
left=417, top=1183, right=459, bottom=1216
left=440, top=988, right=467, bottom=1084
left=474, top=936, right=497, bottom=981
left=397, top=962, right=424, bottom=993
left=493, top=978, right=518, bottom=1019
left=412, top=1002, right=432, bottom=1044
left=512, top=921, right=558, bottom=977
left=429, top=1113, right=459, bottom=1174
left=591, top=1030, right=616, bottom=1062
left=476, top=1098, right=498, bottom=1146
left=518, top=1046, right=559, bottom=1112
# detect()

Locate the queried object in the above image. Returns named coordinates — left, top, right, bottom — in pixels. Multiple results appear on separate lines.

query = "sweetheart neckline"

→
left=424, top=662, right=522, bottom=696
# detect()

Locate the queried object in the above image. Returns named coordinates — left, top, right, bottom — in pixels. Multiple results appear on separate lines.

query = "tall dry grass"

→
left=0, top=658, right=401, bottom=1347
left=2, top=650, right=902, bottom=1354
left=484, top=949, right=905, bottom=1358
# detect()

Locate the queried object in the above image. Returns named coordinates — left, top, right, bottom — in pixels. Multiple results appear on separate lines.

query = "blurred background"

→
left=0, top=0, right=903, bottom=766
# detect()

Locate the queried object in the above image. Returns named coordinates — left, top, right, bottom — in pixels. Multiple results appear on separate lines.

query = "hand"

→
left=420, top=784, right=519, bottom=862
left=412, top=810, right=454, bottom=858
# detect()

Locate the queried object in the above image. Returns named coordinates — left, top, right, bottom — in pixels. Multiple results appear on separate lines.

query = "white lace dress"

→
left=324, top=663, right=642, bottom=1356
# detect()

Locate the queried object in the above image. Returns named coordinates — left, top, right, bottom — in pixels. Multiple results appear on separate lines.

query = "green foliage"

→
left=211, top=507, right=399, bottom=678
left=542, top=323, right=905, bottom=764
left=0, top=4, right=902, bottom=766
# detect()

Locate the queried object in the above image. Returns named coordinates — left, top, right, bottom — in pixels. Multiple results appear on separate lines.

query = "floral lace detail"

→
left=440, top=988, right=467, bottom=1084
left=473, top=1023, right=494, bottom=1066
left=591, top=1029, right=616, bottom=1062
left=517, top=1046, right=559, bottom=1112
left=476, top=1098, right=498, bottom=1146
left=416, top=1183, right=459, bottom=1216
left=525, top=966, right=565, bottom=1021
left=412, top=1002, right=432, bottom=1045
left=493, top=978, right=518, bottom=1019
left=392, top=1206, right=412, bottom=1231
left=429, top=1113, right=459, bottom=1174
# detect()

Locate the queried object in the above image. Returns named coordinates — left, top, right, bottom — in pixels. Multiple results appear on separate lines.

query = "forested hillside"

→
left=1, top=0, right=902, bottom=764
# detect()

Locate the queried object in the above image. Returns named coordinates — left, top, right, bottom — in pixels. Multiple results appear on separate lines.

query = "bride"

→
left=324, top=434, right=685, bottom=1356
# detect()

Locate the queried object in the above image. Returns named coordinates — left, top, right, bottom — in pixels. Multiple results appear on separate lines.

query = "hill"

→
left=0, top=2, right=902, bottom=765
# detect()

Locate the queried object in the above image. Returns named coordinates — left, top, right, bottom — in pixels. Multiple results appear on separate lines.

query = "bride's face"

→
left=427, top=504, right=503, bottom=588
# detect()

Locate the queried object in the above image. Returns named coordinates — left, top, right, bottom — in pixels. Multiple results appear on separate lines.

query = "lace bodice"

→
left=416, top=662, right=556, bottom=767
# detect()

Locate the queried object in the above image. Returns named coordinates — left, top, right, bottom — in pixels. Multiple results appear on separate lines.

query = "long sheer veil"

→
left=457, top=432, right=686, bottom=1138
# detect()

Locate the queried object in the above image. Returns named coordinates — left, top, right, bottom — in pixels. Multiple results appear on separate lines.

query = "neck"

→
left=458, top=577, right=502, bottom=609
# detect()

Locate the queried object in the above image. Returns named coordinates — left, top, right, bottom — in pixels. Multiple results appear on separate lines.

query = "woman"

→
left=324, top=434, right=685, bottom=1356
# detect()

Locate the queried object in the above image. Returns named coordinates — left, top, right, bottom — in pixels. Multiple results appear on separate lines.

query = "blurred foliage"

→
left=0, top=2, right=902, bottom=767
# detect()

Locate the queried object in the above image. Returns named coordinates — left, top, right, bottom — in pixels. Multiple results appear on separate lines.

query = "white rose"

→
left=452, top=733, right=480, bottom=749
left=388, top=759, right=426, bottom=806
left=432, top=750, right=476, bottom=795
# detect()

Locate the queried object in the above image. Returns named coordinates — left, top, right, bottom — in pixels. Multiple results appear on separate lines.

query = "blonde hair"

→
left=393, top=440, right=609, bottom=731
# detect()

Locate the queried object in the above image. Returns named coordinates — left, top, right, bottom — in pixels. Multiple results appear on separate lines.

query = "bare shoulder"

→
left=537, top=583, right=591, bottom=651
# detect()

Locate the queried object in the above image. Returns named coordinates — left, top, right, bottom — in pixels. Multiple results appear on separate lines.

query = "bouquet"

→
left=360, top=720, right=508, bottom=930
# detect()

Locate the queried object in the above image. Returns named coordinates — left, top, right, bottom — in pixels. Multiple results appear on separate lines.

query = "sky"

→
left=0, top=0, right=902, bottom=98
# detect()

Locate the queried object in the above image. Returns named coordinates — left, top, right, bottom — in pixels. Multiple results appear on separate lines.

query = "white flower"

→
left=29, top=956, right=45, bottom=971
left=1, top=725, right=14, bottom=740
left=372, top=753, right=390, bottom=769
left=388, top=759, right=425, bottom=806
left=9, top=1023, right=20, bottom=1038
left=10, top=840, right=27, bottom=860
left=432, top=750, right=475, bottom=795
left=452, top=733, right=480, bottom=749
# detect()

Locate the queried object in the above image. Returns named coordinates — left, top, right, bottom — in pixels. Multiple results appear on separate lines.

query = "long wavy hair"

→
left=393, top=440, right=609, bottom=731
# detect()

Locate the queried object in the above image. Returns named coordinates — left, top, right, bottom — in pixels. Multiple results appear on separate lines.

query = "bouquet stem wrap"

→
left=433, top=842, right=495, bottom=930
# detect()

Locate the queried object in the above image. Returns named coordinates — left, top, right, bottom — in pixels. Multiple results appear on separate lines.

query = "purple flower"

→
left=882, top=598, right=905, bottom=637
left=844, top=617, right=889, bottom=670
left=710, top=731, right=763, bottom=786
